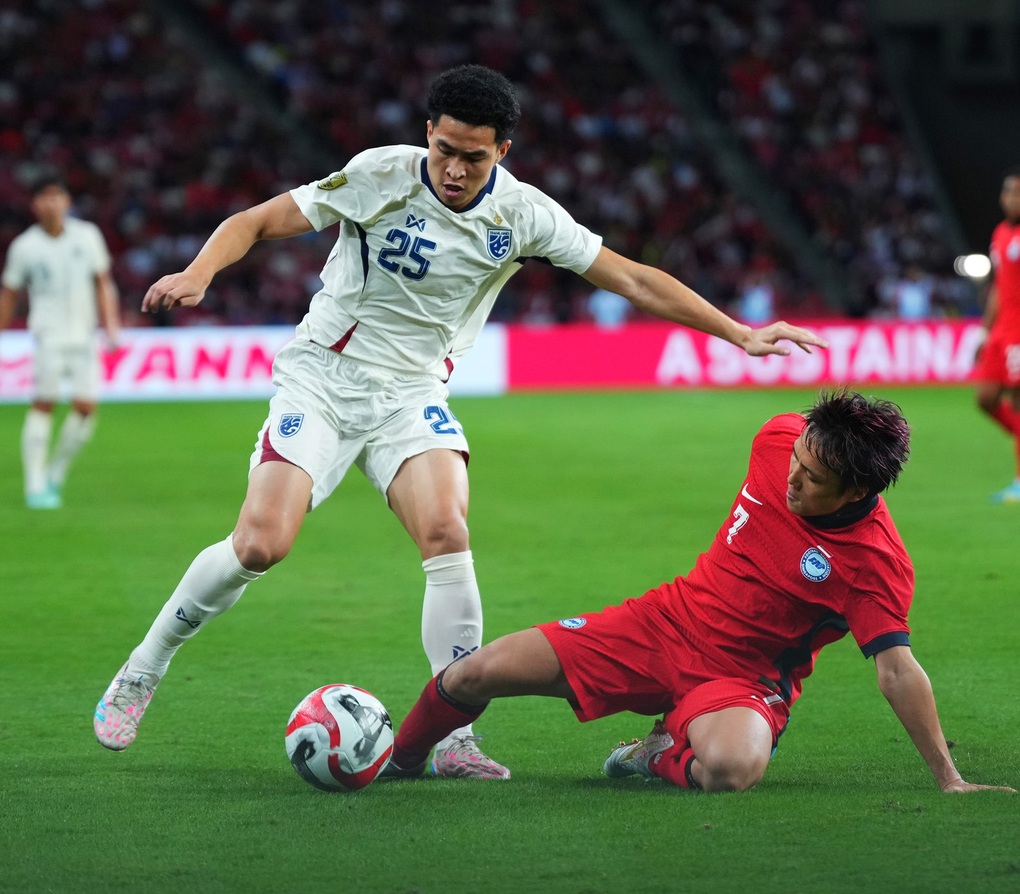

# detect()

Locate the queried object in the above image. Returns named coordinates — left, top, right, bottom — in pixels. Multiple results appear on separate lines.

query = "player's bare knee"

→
left=419, top=516, right=470, bottom=558
left=442, top=652, right=490, bottom=703
left=231, top=527, right=291, bottom=572
left=704, top=765, right=764, bottom=793
left=696, top=746, right=766, bottom=792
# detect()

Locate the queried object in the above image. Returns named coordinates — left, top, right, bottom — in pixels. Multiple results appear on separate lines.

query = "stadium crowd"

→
left=650, top=0, right=973, bottom=316
left=1, top=0, right=971, bottom=326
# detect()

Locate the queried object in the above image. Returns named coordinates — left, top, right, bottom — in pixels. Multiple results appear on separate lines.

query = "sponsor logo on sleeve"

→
left=317, top=171, right=348, bottom=190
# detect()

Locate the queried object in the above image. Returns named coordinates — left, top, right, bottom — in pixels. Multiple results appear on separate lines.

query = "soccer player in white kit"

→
left=94, top=65, right=826, bottom=778
left=0, top=176, right=120, bottom=509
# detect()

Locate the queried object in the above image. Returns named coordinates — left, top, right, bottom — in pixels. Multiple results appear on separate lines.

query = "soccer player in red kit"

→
left=382, top=390, right=1015, bottom=794
left=975, top=167, right=1020, bottom=503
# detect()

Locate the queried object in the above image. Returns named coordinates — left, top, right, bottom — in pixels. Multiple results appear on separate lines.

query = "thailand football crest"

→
left=486, top=227, right=512, bottom=260
left=278, top=414, right=304, bottom=438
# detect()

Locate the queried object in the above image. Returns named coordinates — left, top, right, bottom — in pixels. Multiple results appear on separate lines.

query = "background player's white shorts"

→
left=249, top=338, right=470, bottom=510
left=32, top=337, right=101, bottom=402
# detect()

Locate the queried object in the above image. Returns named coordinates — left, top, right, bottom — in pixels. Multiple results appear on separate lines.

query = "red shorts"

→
left=974, top=331, right=1020, bottom=387
left=536, top=600, right=790, bottom=749
left=663, top=678, right=789, bottom=751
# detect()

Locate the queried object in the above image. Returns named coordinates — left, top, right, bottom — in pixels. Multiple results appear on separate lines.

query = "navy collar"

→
left=420, top=157, right=497, bottom=213
left=804, top=493, right=879, bottom=530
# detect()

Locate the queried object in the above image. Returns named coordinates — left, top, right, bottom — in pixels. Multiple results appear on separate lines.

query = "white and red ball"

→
left=285, top=684, right=394, bottom=792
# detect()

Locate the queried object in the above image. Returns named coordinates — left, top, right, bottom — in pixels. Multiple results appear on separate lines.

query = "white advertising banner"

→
left=0, top=324, right=508, bottom=403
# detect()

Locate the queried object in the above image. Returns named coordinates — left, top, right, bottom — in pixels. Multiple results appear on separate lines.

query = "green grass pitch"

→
left=1, top=386, right=1017, bottom=893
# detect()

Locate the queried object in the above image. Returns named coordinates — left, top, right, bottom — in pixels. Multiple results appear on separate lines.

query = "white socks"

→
left=129, top=535, right=262, bottom=680
left=126, top=543, right=481, bottom=752
left=49, top=411, right=95, bottom=487
left=421, top=550, right=483, bottom=748
left=21, top=408, right=95, bottom=494
left=21, top=409, right=52, bottom=495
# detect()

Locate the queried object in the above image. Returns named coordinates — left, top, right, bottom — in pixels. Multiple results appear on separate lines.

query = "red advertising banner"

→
left=505, top=320, right=984, bottom=390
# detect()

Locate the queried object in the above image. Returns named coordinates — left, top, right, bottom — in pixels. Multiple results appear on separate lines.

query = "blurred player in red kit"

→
left=383, top=389, right=1015, bottom=795
left=975, top=167, right=1020, bottom=502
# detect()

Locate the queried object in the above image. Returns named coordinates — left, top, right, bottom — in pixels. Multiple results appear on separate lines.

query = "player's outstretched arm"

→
left=739, top=320, right=830, bottom=357
left=96, top=270, right=121, bottom=348
left=875, top=646, right=1016, bottom=794
left=0, top=285, right=18, bottom=332
left=581, top=247, right=826, bottom=357
left=141, top=193, right=314, bottom=313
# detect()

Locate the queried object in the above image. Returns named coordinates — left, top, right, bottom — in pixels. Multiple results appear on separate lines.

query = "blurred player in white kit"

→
left=0, top=175, right=120, bottom=509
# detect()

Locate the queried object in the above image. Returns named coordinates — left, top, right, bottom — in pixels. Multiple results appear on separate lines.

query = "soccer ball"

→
left=285, top=683, right=394, bottom=792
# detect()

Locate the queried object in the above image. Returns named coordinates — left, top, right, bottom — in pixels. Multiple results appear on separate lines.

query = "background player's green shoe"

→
left=990, top=480, right=1020, bottom=503
left=25, top=485, right=61, bottom=510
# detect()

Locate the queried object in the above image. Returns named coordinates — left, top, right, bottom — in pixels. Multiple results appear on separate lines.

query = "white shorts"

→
left=33, top=337, right=101, bottom=402
left=249, top=338, right=470, bottom=510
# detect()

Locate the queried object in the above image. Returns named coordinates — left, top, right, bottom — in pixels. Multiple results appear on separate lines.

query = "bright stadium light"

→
left=953, top=253, right=992, bottom=279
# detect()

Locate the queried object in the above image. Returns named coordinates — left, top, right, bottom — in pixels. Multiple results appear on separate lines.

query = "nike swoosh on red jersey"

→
left=740, top=483, right=763, bottom=505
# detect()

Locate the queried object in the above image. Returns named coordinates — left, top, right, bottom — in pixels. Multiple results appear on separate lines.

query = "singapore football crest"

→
left=486, top=227, right=512, bottom=260
left=278, top=414, right=304, bottom=437
left=558, top=617, right=587, bottom=629
left=800, top=547, right=832, bottom=582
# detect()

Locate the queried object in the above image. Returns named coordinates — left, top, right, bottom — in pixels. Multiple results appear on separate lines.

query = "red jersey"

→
left=648, top=413, right=913, bottom=706
left=989, top=221, right=1020, bottom=338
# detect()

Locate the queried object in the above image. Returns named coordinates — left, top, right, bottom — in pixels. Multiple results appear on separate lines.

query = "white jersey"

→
left=1, top=217, right=111, bottom=344
left=290, top=144, right=603, bottom=378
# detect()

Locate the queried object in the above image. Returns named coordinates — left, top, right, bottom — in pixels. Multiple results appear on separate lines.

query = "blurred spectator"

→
left=2, top=0, right=962, bottom=325
left=736, top=269, right=777, bottom=324
left=586, top=287, right=631, bottom=328
left=652, top=0, right=959, bottom=313
left=878, top=263, right=935, bottom=320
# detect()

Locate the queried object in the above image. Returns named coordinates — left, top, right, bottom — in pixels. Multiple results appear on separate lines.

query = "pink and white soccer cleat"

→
left=430, top=735, right=511, bottom=780
left=94, top=663, right=158, bottom=751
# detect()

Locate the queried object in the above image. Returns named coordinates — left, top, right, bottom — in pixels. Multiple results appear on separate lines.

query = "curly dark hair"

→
left=426, top=65, right=521, bottom=144
left=803, top=388, right=911, bottom=496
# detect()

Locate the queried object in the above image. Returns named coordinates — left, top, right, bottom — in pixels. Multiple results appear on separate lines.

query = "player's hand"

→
left=739, top=321, right=829, bottom=357
left=940, top=778, right=1016, bottom=794
left=142, top=271, right=209, bottom=313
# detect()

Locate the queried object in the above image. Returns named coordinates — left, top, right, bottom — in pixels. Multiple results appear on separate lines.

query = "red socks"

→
left=990, top=400, right=1016, bottom=436
left=649, top=743, right=702, bottom=790
left=390, top=670, right=486, bottom=769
